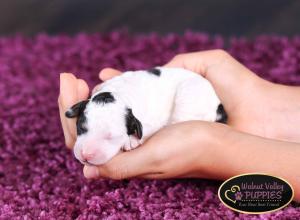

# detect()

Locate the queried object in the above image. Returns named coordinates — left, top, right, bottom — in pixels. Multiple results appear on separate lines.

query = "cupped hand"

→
left=164, top=50, right=300, bottom=142
left=83, top=120, right=231, bottom=180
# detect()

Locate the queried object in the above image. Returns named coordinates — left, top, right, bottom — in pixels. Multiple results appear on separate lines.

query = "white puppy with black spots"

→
left=66, top=67, right=227, bottom=165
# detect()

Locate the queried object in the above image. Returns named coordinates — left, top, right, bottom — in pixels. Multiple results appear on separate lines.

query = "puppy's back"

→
left=96, top=67, right=211, bottom=128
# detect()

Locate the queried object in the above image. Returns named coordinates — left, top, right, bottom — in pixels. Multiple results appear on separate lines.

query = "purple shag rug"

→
left=0, top=31, right=300, bottom=219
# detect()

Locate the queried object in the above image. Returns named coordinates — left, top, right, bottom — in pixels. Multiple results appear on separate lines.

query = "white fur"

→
left=73, top=67, right=221, bottom=165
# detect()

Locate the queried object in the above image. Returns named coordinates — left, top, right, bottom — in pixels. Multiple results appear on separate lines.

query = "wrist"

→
left=195, top=122, right=234, bottom=180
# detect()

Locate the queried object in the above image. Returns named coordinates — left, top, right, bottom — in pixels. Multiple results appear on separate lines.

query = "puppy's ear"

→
left=65, top=100, right=89, bottom=118
left=125, top=108, right=143, bottom=139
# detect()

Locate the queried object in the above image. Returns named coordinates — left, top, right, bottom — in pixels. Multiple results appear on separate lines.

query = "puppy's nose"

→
left=81, top=149, right=96, bottom=161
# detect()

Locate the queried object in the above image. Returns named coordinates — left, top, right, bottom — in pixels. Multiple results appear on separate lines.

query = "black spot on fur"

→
left=77, top=113, right=88, bottom=135
left=147, top=68, right=161, bottom=76
left=216, top=104, right=227, bottom=123
left=125, top=108, right=143, bottom=139
left=92, top=92, right=115, bottom=104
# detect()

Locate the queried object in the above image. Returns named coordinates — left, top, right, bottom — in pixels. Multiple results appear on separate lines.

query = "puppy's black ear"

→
left=65, top=100, right=89, bottom=118
left=125, top=108, right=143, bottom=139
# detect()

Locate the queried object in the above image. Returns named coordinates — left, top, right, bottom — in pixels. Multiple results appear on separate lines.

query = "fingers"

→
left=59, top=73, right=78, bottom=148
left=83, top=145, right=156, bottom=180
left=59, top=73, right=89, bottom=149
left=99, top=68, right=121, bottom=81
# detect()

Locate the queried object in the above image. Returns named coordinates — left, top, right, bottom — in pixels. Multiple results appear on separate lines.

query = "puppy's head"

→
left=65, top=92, right=142, bottom=165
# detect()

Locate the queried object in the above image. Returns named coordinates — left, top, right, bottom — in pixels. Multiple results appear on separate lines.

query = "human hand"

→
left=164, top=49, right=300, bottom=142
left=83, top=120, right=231, bottom=180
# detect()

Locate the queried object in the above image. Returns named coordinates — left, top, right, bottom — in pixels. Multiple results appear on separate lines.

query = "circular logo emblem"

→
left=218, top=173, right=294, bottom=214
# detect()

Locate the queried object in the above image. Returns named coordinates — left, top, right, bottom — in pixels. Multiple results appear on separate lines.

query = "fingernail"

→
left=84, top=165, right=99, bottom=179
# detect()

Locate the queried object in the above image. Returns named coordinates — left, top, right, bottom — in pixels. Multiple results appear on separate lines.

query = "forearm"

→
left=204, top=125, right=300, bottom=202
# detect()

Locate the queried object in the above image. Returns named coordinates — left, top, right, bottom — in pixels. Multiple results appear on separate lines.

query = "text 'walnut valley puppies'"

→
left=65, top=67, right=227, bottom=165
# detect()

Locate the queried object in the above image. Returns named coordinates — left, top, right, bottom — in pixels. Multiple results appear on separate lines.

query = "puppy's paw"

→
left=123, top=136, right=142, bottom=151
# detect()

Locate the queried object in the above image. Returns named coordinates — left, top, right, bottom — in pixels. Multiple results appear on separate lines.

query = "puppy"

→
left=65, top=67, right=227, bottom=165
